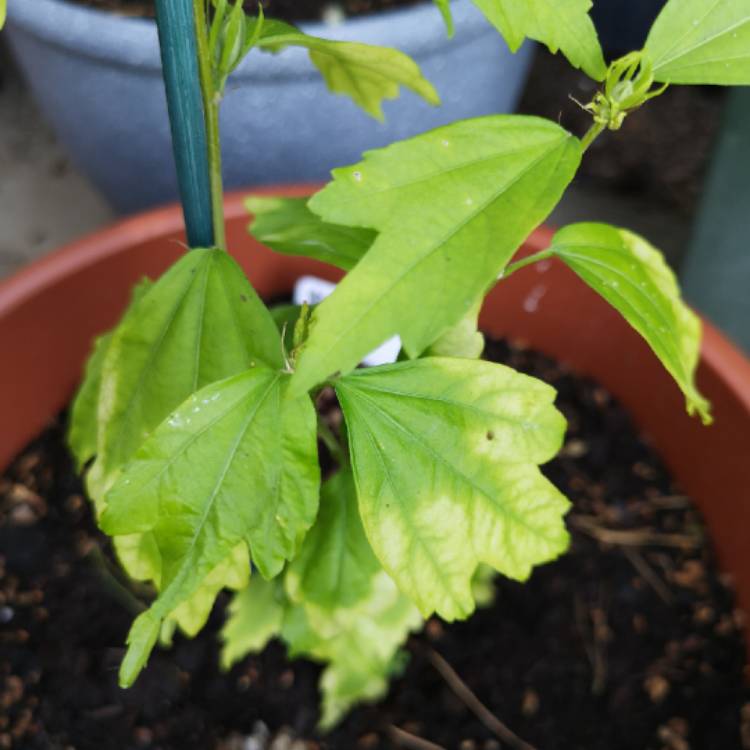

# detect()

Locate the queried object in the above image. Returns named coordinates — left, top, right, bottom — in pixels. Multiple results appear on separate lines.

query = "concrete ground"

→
left=0, top=47, right=114, bottom=280
left=0, top=44, right=690, bottom=281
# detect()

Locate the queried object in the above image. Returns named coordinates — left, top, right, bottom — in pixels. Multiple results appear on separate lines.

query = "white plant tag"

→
left=293, top=276, right=401, bottom=366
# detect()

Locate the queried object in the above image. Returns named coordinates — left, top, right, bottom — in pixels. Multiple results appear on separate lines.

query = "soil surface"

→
left=1, top=341, right=749, bottom=750
left=71, top=0, right=425, bottom=22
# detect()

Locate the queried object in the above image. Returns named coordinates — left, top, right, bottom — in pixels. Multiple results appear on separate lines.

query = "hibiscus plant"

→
left=61, top=0, right=747, bottom=728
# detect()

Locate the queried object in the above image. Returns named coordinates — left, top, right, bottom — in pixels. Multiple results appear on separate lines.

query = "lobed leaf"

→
left=471, top=0, right=607, bottom=80
left=88, top=249, right=281, bottom=501
left=247, top=196, right=376, bottom=271
left=101, top=366, right=320, bottom=685
left=548, top=223, right=712, bottom=423
left=645, top=0, right=750, bottom=85
left=254, top=19, right=440, bottom=119
left=291, top=116, right=581, bottom=395
left=221, top=469, right=421, bottom=728
left=336, top=357, right=570, bottom=620
left=282, top=571, right=421, bottom=728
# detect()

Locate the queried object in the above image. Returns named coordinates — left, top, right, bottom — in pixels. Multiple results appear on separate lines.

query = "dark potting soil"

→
left=71, top=0, right=425, bottom=22
left=1, top=340, right=749, bottom=750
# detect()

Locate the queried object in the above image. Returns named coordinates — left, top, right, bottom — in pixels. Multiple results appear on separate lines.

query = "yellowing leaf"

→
left=282, top=571, right=421, bottom=728
left=291, top=116, right=581, bottom=395
left=256, top=19, right=439, bottom=119
left=68, top=332, right=113, bottom=472
left=88, top=249, right=282, bottom=501
left=68, top=278, right=152, bottom=474
left=221, top=470, right=421, bottom=728
left=548, top=223, right=712, bottom=423
left=101, top=367, right=320, bottom=686
left=221, top=576, right=285, bottom=670
left=336, top=357, right=570, bottom=620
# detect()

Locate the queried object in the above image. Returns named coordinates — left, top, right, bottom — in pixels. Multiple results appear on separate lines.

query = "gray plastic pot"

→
left=6, top=0, right=533, bottom=214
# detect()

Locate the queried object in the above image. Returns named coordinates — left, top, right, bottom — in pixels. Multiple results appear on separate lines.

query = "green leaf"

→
left=282, top=571, right=422, bottom=728
left=286, top=469, right=381, bottom=611
left=291, top=116, right=581, bottom=395
left=336, top=357, right=570, bottom=620
left=254, top=19, right=440, bottom=119
left=115, top=535, right=249, bottom=645
left=547, top=223, right=712, bottom=423
left=221, top=576, right=285, bottom=670
left=68, top=278, right=153, bottom=473
left=68, top=333, right=113, bottom=471
left=88, top=249, right=282, bottom=500
left=433, top=0, right=455, bottom=37
left=425, top=297, right=484, bottom=359
left=247, top=196, right=376, bottom=271
left=645, top=0, right=750, bottom=85
left=100, top=366, right=320, bottom=685
left=471, top=0, right=607, bottom=80
left=0, top=0, right=6, bottom=30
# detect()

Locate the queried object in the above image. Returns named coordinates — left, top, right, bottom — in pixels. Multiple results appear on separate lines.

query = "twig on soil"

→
left=574, top=593, right=609, bottom=696
left=570, top=514, right=702, bottom=549
left=387, top=725, right=446, bottom=750
left=623, top=547, right=675, bottom=605
left=426, top=648, right=537, bottom=750
left=649, top=494, right=691, bottom=510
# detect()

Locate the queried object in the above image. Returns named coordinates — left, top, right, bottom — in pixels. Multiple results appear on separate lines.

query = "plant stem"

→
left=580, top=121, right=606, bottom=153
left=503, top=248, right=554, bottom=279
left=193, top=0, right=227, bottom=250
left=317, top=415, right=347, bottom=466
left=87, top=544, right=146, bottom=617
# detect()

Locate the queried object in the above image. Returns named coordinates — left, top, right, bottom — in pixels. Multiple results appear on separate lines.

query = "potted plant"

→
left=1, top=0, right=749, bottom=747
left=3, top=0, right=533, bottom=214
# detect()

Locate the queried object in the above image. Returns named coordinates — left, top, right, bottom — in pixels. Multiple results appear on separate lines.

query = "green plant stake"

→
left=154, top=0, right=214, bottom=248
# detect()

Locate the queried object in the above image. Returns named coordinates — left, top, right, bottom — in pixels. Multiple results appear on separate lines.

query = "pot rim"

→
left=2, top=189, right=749, bottom=415
left=5, top=0, right=490, bottom=76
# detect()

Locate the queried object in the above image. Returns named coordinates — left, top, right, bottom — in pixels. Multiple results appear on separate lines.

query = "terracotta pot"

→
left=1, top=190, right=749, bottom=651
